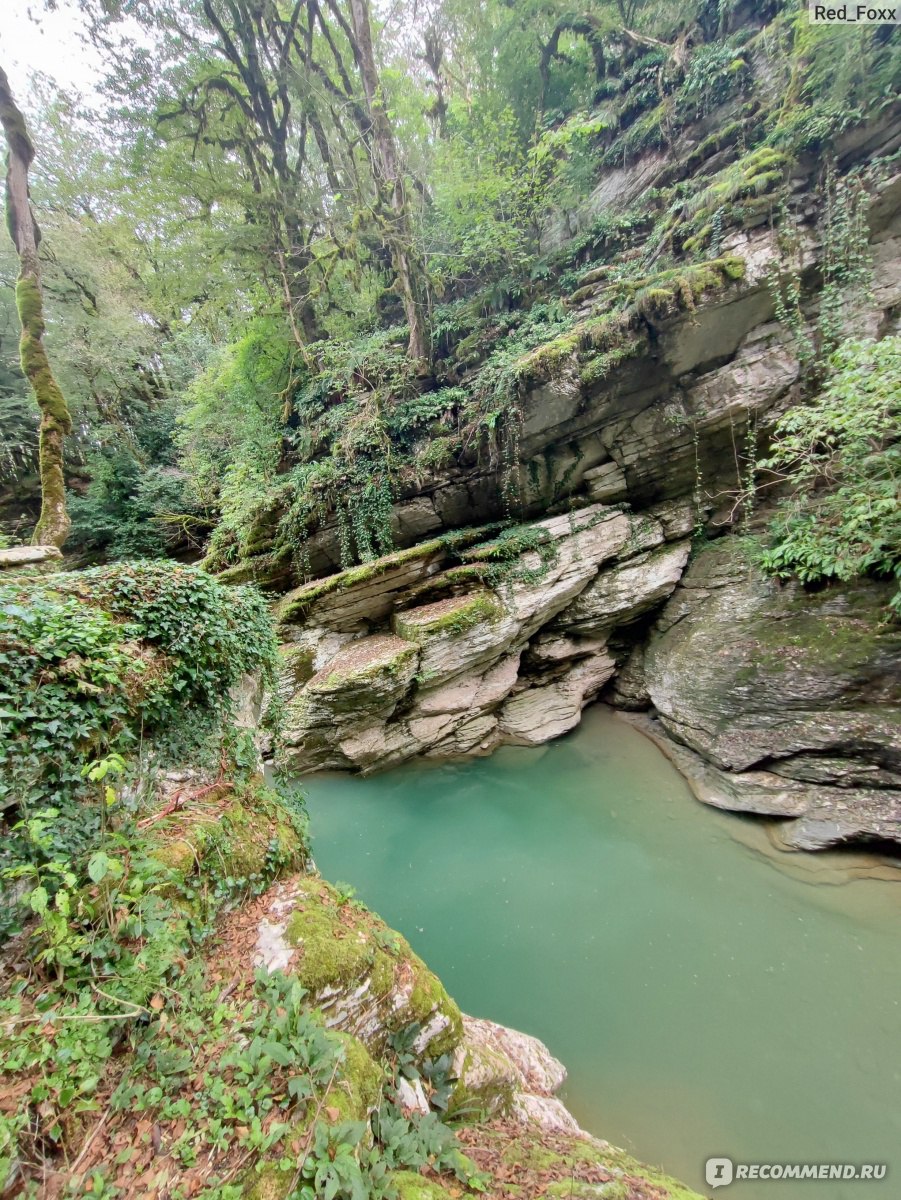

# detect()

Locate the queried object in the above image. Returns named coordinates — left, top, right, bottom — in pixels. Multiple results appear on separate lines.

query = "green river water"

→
left=298, top=705, right=901, bottom=1199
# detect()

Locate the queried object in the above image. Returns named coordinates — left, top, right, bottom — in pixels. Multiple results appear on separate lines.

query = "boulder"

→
left=450, top=1014, right=580, bottom=1134
left=637, top=542, right=901, bottom=846
left=393, top=591, right=518, bottom=683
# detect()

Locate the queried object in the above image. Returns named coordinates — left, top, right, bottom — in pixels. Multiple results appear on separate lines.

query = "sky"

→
left=0, top=0, right=105, bottom=105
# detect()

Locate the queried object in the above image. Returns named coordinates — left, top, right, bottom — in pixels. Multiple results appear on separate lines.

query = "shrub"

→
left=758, top=337, right=901, bottom=611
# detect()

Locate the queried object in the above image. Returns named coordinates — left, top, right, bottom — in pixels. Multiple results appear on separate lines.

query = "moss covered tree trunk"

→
left=347, top=0, right=431, bottom=365
left=0, top=65, right=72, bottom=548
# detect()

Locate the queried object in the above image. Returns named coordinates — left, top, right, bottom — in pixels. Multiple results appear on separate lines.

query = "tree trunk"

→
left=0, top=65, right=72, bottom=548
left=346, top=0, right=431, bottom=363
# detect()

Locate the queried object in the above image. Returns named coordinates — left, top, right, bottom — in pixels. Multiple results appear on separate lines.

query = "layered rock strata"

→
left=615, top=542, right=901, bottom=850
left=277, top=501, right=691, bottom=773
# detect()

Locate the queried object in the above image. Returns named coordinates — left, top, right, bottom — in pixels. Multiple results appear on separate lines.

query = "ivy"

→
left=757, top=337, right=901, bottom=611
left=0, top=563, right=276, bottom=853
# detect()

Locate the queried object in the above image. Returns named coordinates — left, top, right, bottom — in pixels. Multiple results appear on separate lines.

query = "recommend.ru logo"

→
left=705, top=1158, right=887, bottom=1187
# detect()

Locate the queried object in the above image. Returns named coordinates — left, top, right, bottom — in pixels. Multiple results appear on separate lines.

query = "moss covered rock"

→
left=281, top=634, right=420, bottom=770
left=388, top=1171, right=459, bottom=1200
left=393, top=590, right=516, bottom=683
left=257, top=877, right=464, bottom=1063
left=638, top=540, right=901, bottom=847
left=457, top=1121, right=706, bottom=1200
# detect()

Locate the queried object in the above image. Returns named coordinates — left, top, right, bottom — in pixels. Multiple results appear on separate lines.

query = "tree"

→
left=0, top=65, right=72, bottom=547
left=345, top=0, right=431, bottom=361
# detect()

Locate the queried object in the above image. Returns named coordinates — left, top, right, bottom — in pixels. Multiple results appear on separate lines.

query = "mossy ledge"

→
left=274, top=524, right=502, bottom=626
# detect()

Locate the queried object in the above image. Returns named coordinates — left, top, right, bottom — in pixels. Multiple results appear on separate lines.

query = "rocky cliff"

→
left=615, top=541, right=901, bottom=849
left=265, top=145, right=901, bottom=849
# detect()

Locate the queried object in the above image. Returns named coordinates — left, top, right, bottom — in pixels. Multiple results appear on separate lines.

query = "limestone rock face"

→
left=451, top=1015, right=585, bottom=1135
left=278, top=503, right=689, bottom=773
left=498, top=651, right=616, bottom=746
left=282, top=635, right=419, bottom=770
left=265, top=168, right=901, bottom=834
left=636, top=543, right=901, bottom=847
left=552, top=540, right=691, bottom=637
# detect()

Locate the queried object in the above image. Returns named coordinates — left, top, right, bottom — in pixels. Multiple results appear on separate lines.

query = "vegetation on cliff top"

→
left=757, top=336, right=901, bottom=611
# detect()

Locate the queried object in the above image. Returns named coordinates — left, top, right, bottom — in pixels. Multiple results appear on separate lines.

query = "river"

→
left=298, top=705, right=901, bottom=1198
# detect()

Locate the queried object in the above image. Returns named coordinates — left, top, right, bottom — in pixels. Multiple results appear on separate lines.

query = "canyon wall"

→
left=268, top=151, right=901, bottom=851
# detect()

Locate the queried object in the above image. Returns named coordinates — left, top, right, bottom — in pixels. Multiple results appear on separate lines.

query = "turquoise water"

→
left=298, top=705, right=901, bottom=1199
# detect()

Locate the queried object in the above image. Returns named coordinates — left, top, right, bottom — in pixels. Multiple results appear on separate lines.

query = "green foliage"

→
left=0, top=563, right=275, bottom=820
left=768, top=13, right=901, bottom=153
left=677, top=37, right=749, bottom=121
left=0, top=770, right=308, bottom=1179
left=429, top=107, right=541, bottom=289
left=69, top=451, right=202, bottom=560
left=2, top=0, right=897, bottom=591
left=758, top=338, right=901, bottom=610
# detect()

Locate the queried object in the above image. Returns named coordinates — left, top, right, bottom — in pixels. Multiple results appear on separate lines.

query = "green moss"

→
left=286, top=887, right=377, bottom=992
left=493, top=1127, right=705, bottom=1200
left=393, top=591, right=501, bottom=641
left=243, top=1163, right=294, bottom=1200
left=151, top=837, right=202, bottom=877
left=282, top=881, right=462, bottom=1060
left=214, top=547, right=292, bottom=588
left=370, top=948, right=396, bottom=997
left=333, top=1032, right=384, bottom=1115
left=220, top=800, right=271, bottom=876
left=403, top=958, right=464, bottom=1057
left=310, top=637, right=418, bottom=692
left=15, top=277, right=72, bottom=432
left=447, top=1043, right=516, bottom=1120
left=275, top=527, right=498, bottom=626
left=147, top=784, right=306, bottom=905
left=388, top=1170, right=459, bottom=1200
left=625, top=256, right=746, bottom=315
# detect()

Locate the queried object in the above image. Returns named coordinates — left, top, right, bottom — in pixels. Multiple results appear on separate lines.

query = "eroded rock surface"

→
left=246, top=874, right=594, bottom=1138
left=277, top=503, right=689, bottom=772
left=631, top=543, right=901, bottom=848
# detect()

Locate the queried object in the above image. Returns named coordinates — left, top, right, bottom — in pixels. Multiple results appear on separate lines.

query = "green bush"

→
left=758, top=337, right=901, bottom=610
left=0, top=562, right=276, bottom=817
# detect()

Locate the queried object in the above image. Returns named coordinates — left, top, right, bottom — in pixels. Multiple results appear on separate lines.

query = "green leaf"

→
left=262, top=1041, right=294, bottom=1067
left=87, top=852, right=113, bottom=884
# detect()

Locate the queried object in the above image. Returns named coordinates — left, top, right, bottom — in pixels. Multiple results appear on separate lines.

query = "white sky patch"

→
left=0, top=0, right=105, bottom=108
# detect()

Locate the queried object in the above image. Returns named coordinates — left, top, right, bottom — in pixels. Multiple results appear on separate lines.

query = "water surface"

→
left=298, top=706, right=901, bottom=1198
